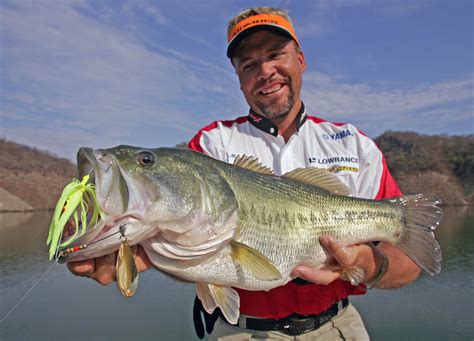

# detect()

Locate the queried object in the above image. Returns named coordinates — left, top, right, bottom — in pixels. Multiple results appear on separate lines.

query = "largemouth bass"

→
left=59, top=146, right=442, bottom=323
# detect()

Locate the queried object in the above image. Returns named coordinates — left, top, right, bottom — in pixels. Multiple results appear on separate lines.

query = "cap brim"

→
left=227, top=25, right=295, bottom=59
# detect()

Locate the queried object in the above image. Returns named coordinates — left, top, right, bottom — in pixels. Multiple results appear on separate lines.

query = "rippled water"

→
left=352, top=206, right=474, bottom=340
left=1, top=207, right=473, bottom=340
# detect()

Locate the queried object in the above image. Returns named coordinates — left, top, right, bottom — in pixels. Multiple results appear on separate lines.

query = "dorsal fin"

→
left=282, top=168, right=351, bottom=196
left=233, top=155, right=274, bottom=175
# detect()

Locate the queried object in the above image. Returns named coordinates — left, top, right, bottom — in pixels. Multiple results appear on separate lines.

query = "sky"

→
left=1, top=0, right=473, bottom=161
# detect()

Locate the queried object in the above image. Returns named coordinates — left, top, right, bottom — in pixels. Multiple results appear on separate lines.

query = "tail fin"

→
left=390, top=194, right=443, bottom=275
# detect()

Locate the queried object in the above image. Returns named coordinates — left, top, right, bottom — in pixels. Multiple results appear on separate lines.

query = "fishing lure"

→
left=116, top=225, right=138, bottom=297
left=46, top=175, right=102, bottom=260
left=46, top=176, right=138, bottom=297
left=3, top=176, right=103, bottom=323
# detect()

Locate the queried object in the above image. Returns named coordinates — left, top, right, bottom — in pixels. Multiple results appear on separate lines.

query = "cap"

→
left=227, top=13, right=299, bottom=59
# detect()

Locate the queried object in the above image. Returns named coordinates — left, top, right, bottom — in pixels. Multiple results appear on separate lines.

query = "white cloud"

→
left=311, top=0, right=429, bottom=14
left=299, top=0, right=431, bottom=37
left=0, top=1, right=243, bottom=158
left=1, top=0, right=471, bottom=160
left=302, top=71, right=473, bottom=136
left=128, top=1, right=168, bottom=25
left=372, top=1, right=430, bottom=17
left=312, top=0, right=372, bottom=11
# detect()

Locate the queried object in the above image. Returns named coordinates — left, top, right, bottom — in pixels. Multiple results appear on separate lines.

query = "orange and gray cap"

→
left=227, top=13, right=300, bottom=58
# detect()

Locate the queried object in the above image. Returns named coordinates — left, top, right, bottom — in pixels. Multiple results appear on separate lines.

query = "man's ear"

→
left=297, top=49, right=307, bottom=73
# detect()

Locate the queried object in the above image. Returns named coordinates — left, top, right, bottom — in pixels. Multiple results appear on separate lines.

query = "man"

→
left=68, top=7, right=422, bottom=340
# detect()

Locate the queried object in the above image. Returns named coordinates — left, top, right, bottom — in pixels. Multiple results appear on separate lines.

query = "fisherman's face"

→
left=232, top=30, right=306, bottom=121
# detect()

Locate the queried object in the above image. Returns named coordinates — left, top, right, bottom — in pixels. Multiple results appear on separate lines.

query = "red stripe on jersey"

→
left=375, top=153, right=402, bottom=199
left=306, top=115, right=399, bottom=198
left=306, top=115, right=369, bottom=136
left=306, top=115, right=329, bottom=125
left=188, top=113, right=401, bottom=319
left=187, top=116, right=248, bottom=153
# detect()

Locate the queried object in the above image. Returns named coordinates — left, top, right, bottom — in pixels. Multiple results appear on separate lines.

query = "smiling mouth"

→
left=260, top=84, right=284, bottom=95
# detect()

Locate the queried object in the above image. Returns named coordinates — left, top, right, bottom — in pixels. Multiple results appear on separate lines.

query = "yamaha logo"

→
left=322, top=129, right=353, bottom=141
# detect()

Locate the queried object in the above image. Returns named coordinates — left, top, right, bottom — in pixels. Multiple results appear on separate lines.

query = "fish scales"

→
left=223, top=165, right=402, bottom=242
left=202, top=162, right=403, bottom=288
left=58, top=146, right=442, bottom=324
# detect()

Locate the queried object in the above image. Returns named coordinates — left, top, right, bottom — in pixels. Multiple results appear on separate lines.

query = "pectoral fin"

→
left=196, top=282, right=240, bottom=324
left=231, top=241, right=282, bottom=281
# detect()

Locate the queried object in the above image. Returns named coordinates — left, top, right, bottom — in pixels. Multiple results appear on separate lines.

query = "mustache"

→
left=256, top=76, right=289, bottom=89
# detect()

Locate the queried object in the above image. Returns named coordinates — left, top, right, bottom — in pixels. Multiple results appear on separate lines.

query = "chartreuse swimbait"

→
left=47, top=175, right=102, bottom=260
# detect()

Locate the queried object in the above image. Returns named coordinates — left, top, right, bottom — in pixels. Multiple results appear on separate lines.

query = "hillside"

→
left=375, top=131, right=473, bottom=205
left=0, top=133, right=472, bottom=211
left=0, top=138, right=77, bottom=211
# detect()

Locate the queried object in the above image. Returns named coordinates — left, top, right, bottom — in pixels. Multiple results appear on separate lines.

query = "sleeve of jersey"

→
left=358, top=144, right=402, bottom=200
left=375, top=152, right=403, bottom=199
left=187, top=122, right=228, bottom=162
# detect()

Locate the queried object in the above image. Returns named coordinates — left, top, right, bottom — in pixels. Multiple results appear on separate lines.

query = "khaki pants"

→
left=209, top=304, right=370, bottom=341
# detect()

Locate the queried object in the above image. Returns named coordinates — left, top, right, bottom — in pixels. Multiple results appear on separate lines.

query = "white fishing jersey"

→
left=188, top=105, right=402, bottom=318
left=188, top=106, right=400, bottom=200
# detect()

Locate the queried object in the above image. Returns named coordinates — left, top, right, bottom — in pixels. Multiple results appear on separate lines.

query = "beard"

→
left=254, top=86, right=295, bottom=122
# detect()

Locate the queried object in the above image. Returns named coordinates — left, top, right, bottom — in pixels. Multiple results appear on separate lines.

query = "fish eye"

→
left=137, top=151, right=155, bottom=166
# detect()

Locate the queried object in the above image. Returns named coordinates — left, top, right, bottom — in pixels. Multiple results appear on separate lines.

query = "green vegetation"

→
left=375, top=131, right=473, bottom=204
left=1, top=133, right=472, bottom=211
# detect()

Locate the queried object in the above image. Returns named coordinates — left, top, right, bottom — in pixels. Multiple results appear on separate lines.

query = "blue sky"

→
left=1, top=0, right=473, bottom=160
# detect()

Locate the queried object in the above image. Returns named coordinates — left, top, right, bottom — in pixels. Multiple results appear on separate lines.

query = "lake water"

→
left=0, top=207, right=473, bottom=340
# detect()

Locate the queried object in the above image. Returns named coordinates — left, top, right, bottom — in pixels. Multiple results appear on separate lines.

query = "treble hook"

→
left=119, top=224, right=127, bottom=240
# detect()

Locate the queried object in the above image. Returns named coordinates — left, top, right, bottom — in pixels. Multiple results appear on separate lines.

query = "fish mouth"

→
left=77, top=147, right=96, bottom=181
left=77, top=147, right=130, bottom=217
left=56, top=147, right=161, bottom=261
left=57, top=147, right=134, bottom=257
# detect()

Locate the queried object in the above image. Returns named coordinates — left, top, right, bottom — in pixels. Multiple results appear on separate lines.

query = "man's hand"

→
left=291, top=236, right=421, bottom=288
left=66, top=245, right=153, bottom=285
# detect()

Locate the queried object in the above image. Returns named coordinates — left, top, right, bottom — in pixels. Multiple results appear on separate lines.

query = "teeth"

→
left=261, top=84, right=282, bottom=95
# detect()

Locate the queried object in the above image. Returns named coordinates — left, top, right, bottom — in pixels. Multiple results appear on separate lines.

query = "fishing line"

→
left=1, top=225, right=66, bottom=323
left=0, top=260, right=58, bottom=323
left=2, top=168, right=104, bottom=323
left=0, top=226, right=121, bottom=324
left=1, top=178, right=125, bottom=325
left=57, top=225, right=126, bottom=260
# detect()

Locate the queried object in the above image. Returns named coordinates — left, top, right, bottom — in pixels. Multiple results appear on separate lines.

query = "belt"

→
left=233, top=298, right=349, bottom=336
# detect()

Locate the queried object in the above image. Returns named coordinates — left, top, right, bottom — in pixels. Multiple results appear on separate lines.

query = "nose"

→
left=257, top=60, right=276, bottom=81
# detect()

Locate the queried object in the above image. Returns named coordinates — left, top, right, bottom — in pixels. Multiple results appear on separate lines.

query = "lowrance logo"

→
left=322, top=129, right=353, bottom=141
left=308, top=156, right=358, bottom=164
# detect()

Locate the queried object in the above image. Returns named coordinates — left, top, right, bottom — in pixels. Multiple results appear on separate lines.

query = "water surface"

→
left=1, top=207, right=473, bottom=340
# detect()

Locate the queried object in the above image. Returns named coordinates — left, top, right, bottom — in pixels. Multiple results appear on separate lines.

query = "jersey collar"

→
left=248, top=103, right=307, bottom=137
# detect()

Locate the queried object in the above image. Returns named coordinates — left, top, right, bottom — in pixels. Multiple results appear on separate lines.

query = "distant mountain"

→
left=0, top=133, right=472, bottom=211
left=375, top=131, right=473, bottom=205
left=0, top=138, right=76, bottom=211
